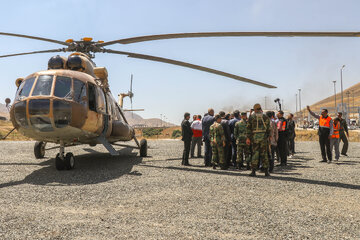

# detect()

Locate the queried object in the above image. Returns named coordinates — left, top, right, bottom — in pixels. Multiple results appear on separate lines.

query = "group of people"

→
left=307, top=106, right=349, bottom=162
left=181, top=103, right=297, bottom=177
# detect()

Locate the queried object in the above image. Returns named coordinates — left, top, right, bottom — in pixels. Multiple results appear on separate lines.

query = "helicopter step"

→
left=97, top=136, right=119, bottom=156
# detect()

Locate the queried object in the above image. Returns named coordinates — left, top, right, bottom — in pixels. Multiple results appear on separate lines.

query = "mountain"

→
left=0, top=103, right=9, bottom=119
left=124, top=112, right=176, bottom=127
left=302, top=82, right=360, bottom=117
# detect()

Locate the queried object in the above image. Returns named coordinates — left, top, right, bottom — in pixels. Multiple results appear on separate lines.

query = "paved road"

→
left=0, top=140, right=359, bottom=239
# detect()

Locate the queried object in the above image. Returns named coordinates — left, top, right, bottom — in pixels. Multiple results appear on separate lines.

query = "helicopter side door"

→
left=81, top=83, right=104, bottom=135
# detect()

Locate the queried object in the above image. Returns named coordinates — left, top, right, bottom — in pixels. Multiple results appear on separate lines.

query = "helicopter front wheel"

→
left=34, top=141, right=46, bottom=159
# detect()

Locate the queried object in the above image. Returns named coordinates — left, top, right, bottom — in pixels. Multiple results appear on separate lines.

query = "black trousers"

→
left=319, top=134, right=332, bottom=161
left=182, top=139, right=191, bottom=165
left=268, top=145, right=276, bottom=172
left=340, top=132, right=348, bottom=155
left=204, top=137, right=212, bottom=166
left=288, top=137, right=295, bottom=155
left=231, top=138, right=237, bottom=165
left=278, top=134, right=288, bottom=165
left=225, top=142, right=232, bottom=166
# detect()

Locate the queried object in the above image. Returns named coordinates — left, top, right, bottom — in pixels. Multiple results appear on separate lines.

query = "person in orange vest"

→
left=276, top=110, right=288, bottom=166
left=330, top=118, right=341, bottom=161
left=307, top=106, right=334, bottom=163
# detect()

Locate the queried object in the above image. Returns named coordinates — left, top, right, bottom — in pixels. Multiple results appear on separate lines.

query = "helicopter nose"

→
left=13, top=99, right=72, bottom=132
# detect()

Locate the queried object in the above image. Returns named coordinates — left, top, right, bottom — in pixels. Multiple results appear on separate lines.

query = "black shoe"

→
left=264, top=169, right=270, bottom=177
left=249, top=169, right=256, bottom=177
left=184, top=163, right=191, bottom=166
left=212, top=165, right=216, bottom=169
left=190, top=155, right=195, bottom=158
left=320, top=160, right=327, bottom=163
left=197, top=155, right=203, bottom=158
left=341, top=153, right=348, bottom=156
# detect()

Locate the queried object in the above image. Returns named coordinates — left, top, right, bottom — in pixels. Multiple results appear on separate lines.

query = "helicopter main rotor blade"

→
left=0, top=48, right=66, bottom=58
left=103, top=48, right=276, bottom=88
left=0, top=32, right=70, bottom=46
left=98, top=32, right=360, bottom=45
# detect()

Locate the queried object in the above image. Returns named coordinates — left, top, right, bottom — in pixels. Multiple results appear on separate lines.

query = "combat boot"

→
left=249, top=169, right=256, bottom=177
left=264, top=169, right=270, bottom=177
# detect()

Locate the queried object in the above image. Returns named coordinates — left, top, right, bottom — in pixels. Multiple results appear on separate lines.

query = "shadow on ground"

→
left=0, top=147, right=143, bottom=189
left=139, top=164, right=360, bottom=190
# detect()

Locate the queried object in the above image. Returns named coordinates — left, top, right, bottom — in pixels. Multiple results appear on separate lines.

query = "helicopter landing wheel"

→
left=140, top=139, right=147, bottom=157
left=64, top=152, right=75, bottom=170
left=55, top=153, right=65, bottom=171
left=34, top=141, right=46, bottom=159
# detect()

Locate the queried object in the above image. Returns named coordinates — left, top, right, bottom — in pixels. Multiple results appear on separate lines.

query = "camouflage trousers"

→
left=211, top=144, right=225, bottom=167
left=237, top=144, right=251, bottom=166
left=251, top=141, right=268, bottom=169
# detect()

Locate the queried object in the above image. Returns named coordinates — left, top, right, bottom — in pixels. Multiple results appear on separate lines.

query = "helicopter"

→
left=1, top=31, right=358, bottom=170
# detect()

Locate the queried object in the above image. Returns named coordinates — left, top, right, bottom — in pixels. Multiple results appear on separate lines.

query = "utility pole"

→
left=347, top=91, right=351, bottom=118
left=298, top=89, right=302, bottom=123
left=333, top=80, right=337, bottom=114
left=352, top=90, right=355, bottom=117
left=341, top=65, right=345, bottom=113
left=264, top=96, right=267, bottom=110
left=295, top=93, right=298, bottom=113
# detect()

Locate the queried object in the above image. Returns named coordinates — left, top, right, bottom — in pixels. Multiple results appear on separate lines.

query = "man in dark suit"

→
left=181, top=112, right=193, bottom=166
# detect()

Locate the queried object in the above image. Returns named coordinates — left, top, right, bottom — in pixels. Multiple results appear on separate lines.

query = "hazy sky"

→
left=1, top=0, right=360, bottom=124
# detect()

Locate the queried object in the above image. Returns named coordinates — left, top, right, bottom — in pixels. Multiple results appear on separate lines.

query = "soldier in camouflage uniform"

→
left=246, top=104, right=271, bottom=177
left=210, top=114, right=226, bottom=169
left=234, top=112, right=250, bottom=169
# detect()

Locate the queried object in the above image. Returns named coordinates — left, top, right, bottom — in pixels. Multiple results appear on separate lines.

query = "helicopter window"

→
left=73, top=79, right=87, bottom=105
left=30, top=117, right=53, bottom=132
left=88, top=83, right=97, bottom=112
left=17, top=77, right=35, bottom=100
left=28, top=99, right=50, bottom=115
left=14, top=101, right=28, bottom=127
left=54, top=76, right=72, bottom=99
left=53, top=100, right=71, bottom=128
left=32, top=75, right=54, bottom=96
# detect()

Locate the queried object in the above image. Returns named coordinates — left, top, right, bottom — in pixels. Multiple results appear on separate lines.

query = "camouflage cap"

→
left=214, top=114, right=221, bottom=120
left=241, top=112, right=247, bottom=116
left=253, top=103, right=261, bottom=110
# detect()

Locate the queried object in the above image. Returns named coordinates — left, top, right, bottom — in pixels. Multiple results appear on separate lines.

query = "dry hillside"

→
left=300, top=82, right=360, bottom=117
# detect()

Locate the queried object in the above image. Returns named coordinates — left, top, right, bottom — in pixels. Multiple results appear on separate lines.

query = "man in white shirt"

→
left=191, top=115, right=203, bottom=158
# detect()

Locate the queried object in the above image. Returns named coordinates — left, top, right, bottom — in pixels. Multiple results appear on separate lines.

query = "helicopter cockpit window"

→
left=54, top=76, right=72, bottom=99
left=32, top=75, right=54, bottom=96
left=73, top=79, right=87, bottom=105
left=16, top=77, right=35, bottom=100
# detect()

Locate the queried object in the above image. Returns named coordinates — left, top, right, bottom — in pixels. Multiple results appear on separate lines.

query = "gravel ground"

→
left=0, top=140, right=359, bottom=240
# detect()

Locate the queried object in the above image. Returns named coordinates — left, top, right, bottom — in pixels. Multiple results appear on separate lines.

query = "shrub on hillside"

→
left=142, top=128, right=164, bottom=137
left=172, top=129, right=181, bottom=139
